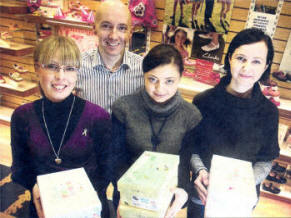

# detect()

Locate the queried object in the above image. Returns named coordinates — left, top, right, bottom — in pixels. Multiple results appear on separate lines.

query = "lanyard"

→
left=149, top=116, right=168, bottom=151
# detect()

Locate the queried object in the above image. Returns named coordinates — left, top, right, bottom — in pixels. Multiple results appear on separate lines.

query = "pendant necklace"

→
left=149, top=115, right=168, bottom=151
left=42, top=96, right=75, bottom=164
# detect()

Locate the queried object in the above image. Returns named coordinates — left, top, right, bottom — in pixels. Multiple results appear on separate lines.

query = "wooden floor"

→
left=1, top=123, right=290, bottom=217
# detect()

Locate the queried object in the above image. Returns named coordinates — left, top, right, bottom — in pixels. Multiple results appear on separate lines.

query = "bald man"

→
left=76, top=0, right=144, bottom=113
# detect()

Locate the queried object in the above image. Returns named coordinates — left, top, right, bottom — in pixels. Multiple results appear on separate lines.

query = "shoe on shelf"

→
left=262, top=183, right=280, bottom=194
left=266, top=171, right=287, bottom=184
left=268, top=97, right=280, bottom=107
left=271, top=162, right=286, bottom=173
left=198, top=33, right=212, bottom=39
left=201, top=42, right=220, bottom=52
left=13, top=64, right=28, bottom=73
left=9, top=72, right=23, bottom=82
left=260, top=78, right=277, bottom=87
left=0, top=74, right=5, bottom=83
left=272, top=71, right=287, bottom=82
left=262, top=86, right=280, bottom=97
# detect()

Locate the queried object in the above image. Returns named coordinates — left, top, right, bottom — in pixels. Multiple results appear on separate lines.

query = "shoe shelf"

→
left=271, top=75, right=291, bottom=101
left=22, top=14, right=94, bottom=30
left=0, top=1, right=28, bottom=14
left=261, top=161, right=291, bottom=204
left=0, top=105, right=13, bottom=125
left=0, top=75, right=38, bottom=97
left=0, top=41, right=34, bottom=56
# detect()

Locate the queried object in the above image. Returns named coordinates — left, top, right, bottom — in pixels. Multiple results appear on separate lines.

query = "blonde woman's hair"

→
left=34, top=36, right=81, bottom=68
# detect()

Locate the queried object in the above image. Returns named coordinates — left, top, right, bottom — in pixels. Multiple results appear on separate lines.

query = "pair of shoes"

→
left=13, top=64, right=28, bottom=74
left=9, top=72, right=23, bottom=82
left=262, top=87, right=280, bottom=97
left=262, top=183, right=280, bottom=194
left=272, top=162, right=286, bottom=173
left=201, top=42, right=220, bottom=52
left=198, top=33, right=212, bottom=39
left=0, top=74, right=5, bottom=83
left=260, top=79, right=277, bottom=87
left=266, top=171, right=287, bottom=184
left=272, top=71, right=288, bottom=82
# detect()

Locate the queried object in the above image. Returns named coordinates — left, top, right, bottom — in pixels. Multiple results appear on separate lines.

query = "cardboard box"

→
left=118, top=151, right=179, bottom=212
left=205, top=155, right=257, bottom=217
left=37, top=168, right=101, bottom=218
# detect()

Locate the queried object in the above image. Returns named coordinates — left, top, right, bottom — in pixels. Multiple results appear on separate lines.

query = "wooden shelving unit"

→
left=0, top=41, right=34, bottom=56
left=22, top=14, right=94, bottom=30
left=0, top=1, right=28, bottom=14
left=0, top=75, right=38, bottom=97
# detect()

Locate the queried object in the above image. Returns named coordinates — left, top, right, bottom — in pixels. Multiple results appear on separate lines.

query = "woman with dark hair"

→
left=111, top=44, right=202, bottom=217
left=10, top=36, right=112, bottom=218
left=170, top=28, right=191, bottom=59
left=183, top=28, right=280, bottom=218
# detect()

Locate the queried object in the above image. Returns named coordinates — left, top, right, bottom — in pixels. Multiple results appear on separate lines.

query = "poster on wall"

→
left=162, top=24, right=194, bottom=60
left=279, top=32, right=291, bottom=74
left=245, top=0, right=284, bottom=38
left=58, top=27, right=98, bottom=53
left=164, top=0, right=234, bottom=34
left=163, top=0, right=234, bottom=64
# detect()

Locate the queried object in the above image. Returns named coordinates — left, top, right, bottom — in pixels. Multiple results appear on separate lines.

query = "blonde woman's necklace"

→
left=42, top=96, right=75, bottom=164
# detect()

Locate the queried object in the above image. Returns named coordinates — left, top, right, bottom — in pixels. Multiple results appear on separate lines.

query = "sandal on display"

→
left=260, top=79, right=277, bottom=87
left=262, top=87, right=280, bottom=97
left=13, top=64, right=28, bottom=73
left=0, top=74, right=5, bottom=83
left=262, top=183, right=281, bottom=194
left=9, top=72, right=23, bottom=82
left=271, top=162, right=286, bottom=173
left=272, top=71, right=287, bottom=82
left=266, top=171, right=287, bottom=184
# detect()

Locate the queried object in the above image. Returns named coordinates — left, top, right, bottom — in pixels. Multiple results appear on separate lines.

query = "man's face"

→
left=95, top=4, right=131, bottom=58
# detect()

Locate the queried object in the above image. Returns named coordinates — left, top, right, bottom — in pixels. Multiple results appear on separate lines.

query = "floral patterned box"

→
left=37, top=168, right=101, bottom=218
left=118, top=151, right=179, bottom=212
left=205, top=155, right=257, bottom=217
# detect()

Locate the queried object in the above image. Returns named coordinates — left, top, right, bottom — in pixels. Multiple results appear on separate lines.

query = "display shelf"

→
left=178, top=76, right=213, bottom=102
left=22, top=14, right=94, bottom=30
left=0, top=1, right=28, bottom=14
left=260, top=188, right=291, bottom=204
left=0, top=75, right=38, bottom=97
left=0, top=105, right=13, bottom=125
left=271, top=75, right=291, bottom=101
left=0, top=41, right=34, bottom=56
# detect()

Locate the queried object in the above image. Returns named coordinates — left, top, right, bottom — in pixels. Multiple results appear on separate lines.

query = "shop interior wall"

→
left=0, top=0, right=290, bottom=108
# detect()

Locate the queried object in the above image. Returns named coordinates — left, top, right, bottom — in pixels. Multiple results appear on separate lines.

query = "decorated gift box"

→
left=205, top=155, right=257, bottom=217
left=118, top=151, right=179, bottom=212
left=37, top=168, right=101, bottom=218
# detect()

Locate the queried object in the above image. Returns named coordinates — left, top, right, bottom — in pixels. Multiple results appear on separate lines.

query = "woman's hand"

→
left=194, top=169, right=209, bottom=205
left=32, top=184, right=45, bottom=218
left=164, top=187, right=188, bottom=218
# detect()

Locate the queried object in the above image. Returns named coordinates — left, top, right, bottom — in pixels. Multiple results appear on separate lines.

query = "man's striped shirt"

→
left=76, top=49, right=144, bottom=113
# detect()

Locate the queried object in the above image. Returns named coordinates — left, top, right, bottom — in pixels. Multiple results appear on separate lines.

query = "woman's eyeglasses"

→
left=38, top=63, right=78, bottom=73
